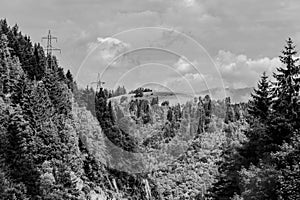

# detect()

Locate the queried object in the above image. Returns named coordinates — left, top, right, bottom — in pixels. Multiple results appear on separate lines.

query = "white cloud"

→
left=184, top=73, right=202, bottom=80
left=173, top=56, right=198, bottom=73
left=97, top=37, right=126, bottom=45
left=5, top=0, right=297, bottom=90
left=182, top=0, right=196, bottom=7
left=88, top=37, right=130, bottom=64
left=216, top=50, right=281, bottom=88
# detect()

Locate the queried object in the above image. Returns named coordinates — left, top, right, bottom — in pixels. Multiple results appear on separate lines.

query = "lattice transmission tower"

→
left=41, top=30, right=61, bottom=70
left=91, top=73, right=105, bottom=91
left=42, top=30, right=61, bottom=56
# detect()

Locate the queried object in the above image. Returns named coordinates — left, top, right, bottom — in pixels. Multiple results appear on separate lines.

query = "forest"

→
left=0, top=19, right=299, bottom=200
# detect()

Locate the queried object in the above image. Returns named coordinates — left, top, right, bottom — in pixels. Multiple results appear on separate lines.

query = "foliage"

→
left=208, top=38, right=300, bottom=199
left=161, top=100, right=169, bottom=106
left=111, top=85, right=127, bottom=97
left=2, top=18, right=300, bottom=200
left=248, top=72, right=272, bottom=122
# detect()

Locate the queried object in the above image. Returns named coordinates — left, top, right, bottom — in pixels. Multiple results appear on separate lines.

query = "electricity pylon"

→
left=41, top=30, right=61, bottom=70
left=42, top=30, right=61, bottom=56
left=91, top=73, right=105, bottom=91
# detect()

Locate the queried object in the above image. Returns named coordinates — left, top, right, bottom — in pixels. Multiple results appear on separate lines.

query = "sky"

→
left=1, top=0, right=300, bottom=94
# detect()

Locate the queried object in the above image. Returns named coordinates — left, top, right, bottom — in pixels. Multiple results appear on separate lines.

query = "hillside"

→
left=1, top=19, right=299, bottom=200
left=106, top=88, right=249, bottom=199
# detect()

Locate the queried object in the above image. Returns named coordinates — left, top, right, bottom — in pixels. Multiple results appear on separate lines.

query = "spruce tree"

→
left=0, top=19, right=9, bottom=34
left=43, top=66, right=72, bottom=116
left=32, top=43, right=46, bottom=80
left=167, top=107, right=173, bottom=122
left=224, top=97, right=235, bottom=123
left=197, top=97, right=205, bottom=134
left=203, top=95, right=212, bottom=129
left=273, top=38, right=300, bottom=112
left=270, top=38, right=300, bottom=145
left=248, top=72, right=272, bottom=121
left=65, top=69, right=74, bottom=92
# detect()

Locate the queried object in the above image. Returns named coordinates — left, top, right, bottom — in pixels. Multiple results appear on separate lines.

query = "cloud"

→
left=216, top=50, right=281, bottom=88
left=165, top=72, right=210, bottom=93
left=184, top=73, right=203, bottom=81
left=88, top=37, right=130, bottom=64
left=173, top=56, right=197, bottom=73
left=2, top=0, right=299, bottom=90
left=182, top=0, right=196, bottom=7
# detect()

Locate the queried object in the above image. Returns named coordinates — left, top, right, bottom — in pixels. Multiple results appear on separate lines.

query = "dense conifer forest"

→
left=0, top=19, right=299, bottom=199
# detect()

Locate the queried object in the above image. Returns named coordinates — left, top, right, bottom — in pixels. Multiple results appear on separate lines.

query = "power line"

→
left=41, top=30, right=61, bottom=57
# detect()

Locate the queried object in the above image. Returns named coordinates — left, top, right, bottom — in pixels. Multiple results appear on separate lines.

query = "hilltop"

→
left=109, top=87, right=253, bottom=106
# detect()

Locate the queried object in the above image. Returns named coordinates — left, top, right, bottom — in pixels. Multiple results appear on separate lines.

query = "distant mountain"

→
left=198, top=87, right=253, bottom=103
left=142, top=83, right=253, bottom=103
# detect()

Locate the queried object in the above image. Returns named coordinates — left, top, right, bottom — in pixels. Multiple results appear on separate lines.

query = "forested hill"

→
left=0, top=19, right=151, bottom=199
left=1, top=19, right=300, bottom=200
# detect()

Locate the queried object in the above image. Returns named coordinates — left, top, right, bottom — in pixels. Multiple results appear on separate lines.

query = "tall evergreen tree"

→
left=197, top=97, right=206, bottom=134
left=273, top=38, right=300, bottom=112
left=224, top=97, right=235, bottom=123
left=5, top=105, right=39, bottom=197
left=65, top=69, right=74, bottom=92
left=248, top=72, right=272, bottom=121
left=32, top=43, right=46, bottom=80
left=203, top=95, right=212, bottom=130
left=269, top=38, right=300, bottom=145
left=43, top=67, right=72, bottom=116
left=0, top=19, right=9, bottom=34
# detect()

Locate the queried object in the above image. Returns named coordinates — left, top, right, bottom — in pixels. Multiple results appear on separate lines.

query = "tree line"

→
left=207, top=38, right=300, bottom=200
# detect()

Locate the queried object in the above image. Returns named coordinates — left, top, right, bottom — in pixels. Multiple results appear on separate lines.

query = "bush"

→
left=134, top=88, right=144, bottom=97
left=161, top=101, right=169, bottom=106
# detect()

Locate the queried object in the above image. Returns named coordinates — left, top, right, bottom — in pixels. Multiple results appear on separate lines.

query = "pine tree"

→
left=269, top=38, right=300, bottom=145
left=167, top=107, right=173, bottom=122
left=273, top=38, right=300, bottom=117
left=5, top=105, right=39, bottom=197
left=173, top=103, right=181, bottom=121
left=65, top=69, right=74, bottom=92
left=0, top=19, right=9, bottom=35
left=112, top=85, right=127, bottom=97
left=197, top=97, right=206, bottom=134
left=95, top=88, right=109, bottom=127
left=203, top=95, right=212, bottom=130
left=248, top=72, right=272, bottom=121
left=43, top=67, right=72, bottom=116
left=0, top=34, right=10, bottom=97
left=20, top=81, right=53, bottom=132
left=0, top=34, right=27, bottom=104
left=225, top=97, right=235, bottom=123
left=32, top=43, right=46, bottom=80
